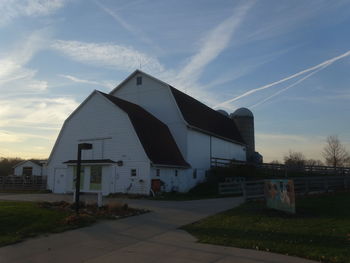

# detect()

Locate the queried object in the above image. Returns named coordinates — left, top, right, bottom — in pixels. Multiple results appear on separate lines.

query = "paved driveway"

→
left=0, top=194, right=316, bottom=263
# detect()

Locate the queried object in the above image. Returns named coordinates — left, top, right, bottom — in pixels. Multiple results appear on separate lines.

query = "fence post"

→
left=305, top=179, right=309, bottom=195
left=324, top=177, right=329, bottom=193
left=241, top=181, right=247, bottom=201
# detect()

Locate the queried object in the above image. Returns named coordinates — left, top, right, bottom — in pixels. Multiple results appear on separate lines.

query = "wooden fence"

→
left=211, top=157, right=350, bottom=176
left=219, top=176, right=350, bottom=200
left=0, top=176, right=47, bottom=191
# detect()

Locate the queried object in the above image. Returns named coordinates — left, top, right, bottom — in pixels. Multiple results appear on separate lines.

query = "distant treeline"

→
left=0, top=157, right=24, bottom=176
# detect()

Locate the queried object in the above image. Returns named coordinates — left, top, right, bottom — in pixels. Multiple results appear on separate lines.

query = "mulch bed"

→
left=38, top=201, right=148, bottom=226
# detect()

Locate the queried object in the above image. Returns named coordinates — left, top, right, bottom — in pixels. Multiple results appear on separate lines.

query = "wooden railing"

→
left=0, top=175, right=47, bottom=191
left=219, top=176, right=350, bottom=200
left=211, top=157, right=350, bottom=176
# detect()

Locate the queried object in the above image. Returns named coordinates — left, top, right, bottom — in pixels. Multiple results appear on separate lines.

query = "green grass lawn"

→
left=183, top=192, right=350, bottom=263
left=0, top=201, right=91, bottom=246
left=0, top=189, right=52, bottom=194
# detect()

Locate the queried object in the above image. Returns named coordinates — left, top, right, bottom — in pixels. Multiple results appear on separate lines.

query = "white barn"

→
left=14, top=160, right=47, bottom=176
left=47, top=70, right=247, bottom=195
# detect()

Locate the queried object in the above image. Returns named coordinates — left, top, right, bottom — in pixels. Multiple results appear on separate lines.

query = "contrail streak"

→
left=213, top=49, right=350, bottom=108
left=250, top=63, right=330, bottom=108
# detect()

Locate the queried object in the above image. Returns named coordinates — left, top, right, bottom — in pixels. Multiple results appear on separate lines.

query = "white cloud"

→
left=0, top=30, right=50, bottom=93
left=59, top=74, right=115, bottom=89
left=0, top=0, right=67, bottom=27
left=214, top=49, right=350, bottom=108
left=0, top=130, right=23, bottom=143
left=51, top=40, right=164, bottom=73
left=0, top=92, right=78, bottom=159
left=250, top=63, right=330, bottom=108
left=139, top=3, right=254, bottom=109
left=176, top=2, right=254, bottom=84
left=0, top=129, right=56, bottom=143
left=0, top=97, right=78, bottom=128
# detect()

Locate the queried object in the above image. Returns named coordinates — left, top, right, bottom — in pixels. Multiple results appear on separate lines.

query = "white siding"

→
left=186, top=129, right=246, bottom=170
left=47, top=92, right=151, bottom=195
left=187, top=129, right=211, bottom=170
left=111, top=73, right=188, bottom=158
left=150, top=167, right=206, bottom=193
left=150, top=167, right=185, bottom=192
left=14, top=161, right=42, bottom=176
left=112, top=162, right=150, bottom=195
left=211, top=136, right=246, bottom=161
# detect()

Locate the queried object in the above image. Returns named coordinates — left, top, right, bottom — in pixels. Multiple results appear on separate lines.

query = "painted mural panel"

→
left=264, top=179, right=295, bottom=214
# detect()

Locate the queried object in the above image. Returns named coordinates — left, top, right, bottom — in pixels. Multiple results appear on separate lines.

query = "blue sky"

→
left=0, top=0, right=350, bottom=162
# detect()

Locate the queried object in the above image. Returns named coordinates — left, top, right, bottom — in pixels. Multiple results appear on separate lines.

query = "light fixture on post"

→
left=75, top=143, right=92, bottom=213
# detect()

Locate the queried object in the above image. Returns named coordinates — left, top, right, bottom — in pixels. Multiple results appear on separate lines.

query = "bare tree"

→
left=0, top=157, right=24, bottom=176
left=322, top=135, right=349, bottom=167
left=343, top=155, right=350, bottom=167
left=284, top=150, right=306, bottom=168
left=305, top=159, right=323, bottom=166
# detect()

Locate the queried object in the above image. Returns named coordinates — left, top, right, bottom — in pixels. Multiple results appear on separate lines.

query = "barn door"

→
left=54, top=168, right=66, bottom=193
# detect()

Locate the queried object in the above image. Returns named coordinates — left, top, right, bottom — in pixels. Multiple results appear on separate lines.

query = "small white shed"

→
left=13, top=160, right=47, bottom=176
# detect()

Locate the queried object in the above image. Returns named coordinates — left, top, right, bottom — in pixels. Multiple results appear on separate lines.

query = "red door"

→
left=151, top=179, right=161, bottom=193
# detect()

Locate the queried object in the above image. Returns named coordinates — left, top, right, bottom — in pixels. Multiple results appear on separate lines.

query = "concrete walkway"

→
left=0, top=194, right=317, bottom=263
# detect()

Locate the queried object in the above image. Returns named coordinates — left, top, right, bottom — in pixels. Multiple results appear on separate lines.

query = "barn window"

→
left=136, top=76, right=142, bottom=85
left=23, top=167, right=33, bottom=176
left=90, top=166, right=102, bottom=190
left=131, top=169, right=137, bottom=176
left=175, top=170, right=178, bottom=176
left=192, top=169, right=197, bottom=179
left=156, top=169, right=160, bottom=177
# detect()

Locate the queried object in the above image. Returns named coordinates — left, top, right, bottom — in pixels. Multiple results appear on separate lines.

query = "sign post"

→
left=75, top=143, right=92, bottom=214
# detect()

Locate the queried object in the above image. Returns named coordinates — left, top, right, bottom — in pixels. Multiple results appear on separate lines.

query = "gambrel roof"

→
left=99, top=92, right=190, bottom=168
left=110, top=70, right=245, bottom=145
left=170, top=86, right=245, bottom=144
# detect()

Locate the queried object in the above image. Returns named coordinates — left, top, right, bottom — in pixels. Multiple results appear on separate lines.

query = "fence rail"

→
left=211, top=157, right=350, bottom=176
left=219, top=176, right=350, bottom=200
left=0, top=175, right=47, bottom=191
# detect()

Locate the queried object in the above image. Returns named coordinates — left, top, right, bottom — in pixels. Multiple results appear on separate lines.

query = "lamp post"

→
left=75, top=143, right=92, bottom=213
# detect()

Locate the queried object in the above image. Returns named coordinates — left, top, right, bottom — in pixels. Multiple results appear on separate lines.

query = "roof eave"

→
left=13, top=160, right=42, bottom=168
left=151, top=163, right=191, bottom=169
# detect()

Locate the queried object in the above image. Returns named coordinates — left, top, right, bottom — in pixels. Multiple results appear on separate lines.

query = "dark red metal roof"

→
left=99, top=92, right=190, bottom=168
left=169, top=86, right=245, bottom=144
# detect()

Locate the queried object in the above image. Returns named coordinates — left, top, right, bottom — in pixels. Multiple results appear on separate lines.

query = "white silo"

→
left=230, top=108, right=255, bottom=161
